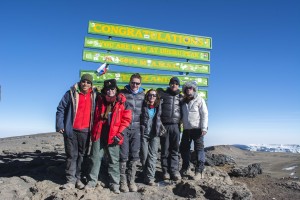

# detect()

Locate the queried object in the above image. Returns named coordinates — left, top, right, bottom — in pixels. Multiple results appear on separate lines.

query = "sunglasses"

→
left=81, top=80, right=92, bottom=84
left=130, top=82, right=141, bottom=85
left=106, top=88, right=116, bottom=91
left=170, top=82, right=179, bottom=85
left=148, top=94, right=157, bottom=97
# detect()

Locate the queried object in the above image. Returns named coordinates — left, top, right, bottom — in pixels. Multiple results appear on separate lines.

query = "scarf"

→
left=101, top=95, right=116, bottom=119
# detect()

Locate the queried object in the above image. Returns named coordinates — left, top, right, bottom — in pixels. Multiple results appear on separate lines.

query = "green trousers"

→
left=88, top=139, right=120, bottom=186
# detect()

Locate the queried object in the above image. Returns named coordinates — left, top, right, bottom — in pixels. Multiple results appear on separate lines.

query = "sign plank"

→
left=88, top=21, right=212, bottom=49
left=83, top=50, right=210, bottom=74
left=85, top=37, right=209, bottom=61
left=80, top=70, right=208, bottom=87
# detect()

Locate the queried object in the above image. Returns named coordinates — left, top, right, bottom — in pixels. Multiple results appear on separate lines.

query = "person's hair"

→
left=145, top=89, right=160, bottom=107
left=130, top=73, right=142, bottom=82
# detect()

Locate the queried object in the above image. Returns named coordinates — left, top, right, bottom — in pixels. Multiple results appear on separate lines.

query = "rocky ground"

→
left=0, top=132, right=299, bottom=200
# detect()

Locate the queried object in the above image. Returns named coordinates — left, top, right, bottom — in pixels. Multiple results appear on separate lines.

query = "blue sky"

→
left=0, top=0, right=299, bottom=146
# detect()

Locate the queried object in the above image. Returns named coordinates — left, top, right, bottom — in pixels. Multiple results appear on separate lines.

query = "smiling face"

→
left=80, top=79, right=92, bottom=94
left=130, top=77, right=141, bottom=92
left=169, top=81, right=179, bottom=92
left=147, top=91, right=157, bottom=105
left=106, top=87, right=116, bottom=97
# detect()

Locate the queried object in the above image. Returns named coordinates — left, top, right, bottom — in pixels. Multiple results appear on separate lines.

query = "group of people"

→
left=56, top=73, right=208, bottom=194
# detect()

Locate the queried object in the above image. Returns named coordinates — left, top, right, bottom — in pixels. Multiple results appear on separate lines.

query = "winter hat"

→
left=169, top=77, right=180, bottom=86
left=81, top=74, right=93, bottom=83
left=103, top=79, right=117, bottom=90
left=182, top=81, right=198, bottom=94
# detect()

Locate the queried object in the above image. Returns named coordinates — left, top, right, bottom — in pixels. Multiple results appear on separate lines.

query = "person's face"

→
left=185, top=87, right=195, bottom=96
left=106, top=88, right=116, bottom=97
left=147, top=91, right=157, bottom=105
left=130, top=78, right=141, bottom=92
left=80, top=79, right=92, bottom=93
left=169, top=81, right=179, bottom=91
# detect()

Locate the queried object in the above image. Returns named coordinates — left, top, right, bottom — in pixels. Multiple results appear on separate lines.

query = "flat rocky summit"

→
left=0, top=133, right=299, bottom=200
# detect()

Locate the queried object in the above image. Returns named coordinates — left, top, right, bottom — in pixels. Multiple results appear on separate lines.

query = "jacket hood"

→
left=182, top=81, right=198, bottom=98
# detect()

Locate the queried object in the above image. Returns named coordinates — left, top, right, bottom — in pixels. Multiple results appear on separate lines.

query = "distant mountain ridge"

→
left=233, top=144, right=300, bottom=153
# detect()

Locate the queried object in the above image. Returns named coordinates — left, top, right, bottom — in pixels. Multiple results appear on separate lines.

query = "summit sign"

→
left=88, top=21, right=212, bottom=49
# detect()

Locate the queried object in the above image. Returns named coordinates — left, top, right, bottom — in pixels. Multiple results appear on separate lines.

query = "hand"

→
left=59, top=129, right=64, bottom=134
left=201, top=131, right=207, bottom=136
left=113, top=133, right=123, bottom=145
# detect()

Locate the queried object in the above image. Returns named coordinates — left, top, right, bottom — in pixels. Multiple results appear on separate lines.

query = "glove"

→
left=112, top=133, right=123, bottom=145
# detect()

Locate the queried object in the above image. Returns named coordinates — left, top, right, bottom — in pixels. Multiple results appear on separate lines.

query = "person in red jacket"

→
left=85, top=79, right=132, bottom=194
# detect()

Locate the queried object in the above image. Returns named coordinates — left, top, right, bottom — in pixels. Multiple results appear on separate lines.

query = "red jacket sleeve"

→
left=117, top=108, right=132, bottom=135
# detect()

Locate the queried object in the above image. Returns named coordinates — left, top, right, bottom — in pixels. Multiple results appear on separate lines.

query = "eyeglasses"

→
left=106, top=88, right=116, bottom=91
left=130, top=82, right=141, bottom=85
left=170, top=82, right=179, bottom=85
left=148, top=94, right=157, bottom=97
left=186, top=87, right=193, bottom=90
left=81, top=80, right=92, bottom=84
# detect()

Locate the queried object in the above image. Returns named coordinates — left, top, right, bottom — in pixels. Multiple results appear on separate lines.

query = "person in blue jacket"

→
left=56, top=74, right=97, bottom=189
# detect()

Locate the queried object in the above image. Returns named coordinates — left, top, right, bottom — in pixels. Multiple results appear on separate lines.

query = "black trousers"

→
left=64, top=130, right=89, bottom=183
left=160, top=124, right=180, bottom=175
left=180, top=129, right=205, bottom=172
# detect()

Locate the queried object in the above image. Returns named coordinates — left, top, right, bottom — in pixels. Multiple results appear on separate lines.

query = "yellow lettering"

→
left=135, top=30, right=143, bottom=38
left=127, top=28, right=134, bottom=37
left=165, top=34, right=171, bottom=42
left=111, top=26, right=119, bottom=34
left=93, top=23, right=102, bottom=33
left=101, top=25, right=111, bottom=33
left=119, top=27, right=126, bottom=35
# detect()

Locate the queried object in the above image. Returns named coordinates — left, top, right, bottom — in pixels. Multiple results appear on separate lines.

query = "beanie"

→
left=81, top=74, right=93, bottom=83
left=169, top=77, right=180, bottom=86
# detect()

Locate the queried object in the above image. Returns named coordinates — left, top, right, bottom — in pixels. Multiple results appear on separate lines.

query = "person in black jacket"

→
left=157, top=77, right=182, bottom=181
left=119, top=73, right=145, bottom=192
left=140, top=89, right=163, bottom=186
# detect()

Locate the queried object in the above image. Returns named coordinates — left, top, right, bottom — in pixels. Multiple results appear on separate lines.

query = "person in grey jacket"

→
left=140, top=89, right=163, bottom=186
left=180, top=81, right=208, bottom=180
left=56, top=74, right=97, bottom=189
left=119, top=73, right=145, bottom=192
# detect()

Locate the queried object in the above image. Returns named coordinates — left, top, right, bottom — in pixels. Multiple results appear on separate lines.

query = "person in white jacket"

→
left=180, top=81, right=208, bottom=180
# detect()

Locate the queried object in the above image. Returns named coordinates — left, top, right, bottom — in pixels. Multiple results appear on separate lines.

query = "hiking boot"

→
left=180, top=168, right=191, bottom=177
left=120, top=161, right=129, bottom=192
left=129, top=182, right=138, bottom=192
left=147, top=180, right=156, bottom=186
left=128, top=161, right=138, bottom=192
left=75, top=180, right=85, bottom=189
left=84, top=182, right=96, bottom=190
left=120, top=181, right=129, bottom=193
left=172, top=172, right=181, bottom=181
left=163, top=173, right=170, bottom=180
left=62, top=182, right=75, bottom=189
left=193, top=169, right=205, bottom=181
left=110, top=184, right=120, bottom=194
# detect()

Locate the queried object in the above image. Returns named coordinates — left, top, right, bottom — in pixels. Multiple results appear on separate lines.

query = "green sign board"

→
left=83, top=50, right=210, bottom=74
left=85, top=37, right=209, bottom=61
left=88, top=21, right=212, bottom=49
left=80, top=70, right=208, bottom=86
left=93, top=83, right=208, bottom=100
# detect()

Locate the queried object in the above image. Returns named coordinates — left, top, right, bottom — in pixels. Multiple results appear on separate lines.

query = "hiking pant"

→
left=120, top=128, right=141, bottom=162
left=180, top=129, right=205, bottom=173
left=88, top=139, right=120, bottom=186
left=160, top=124, right=180, bottom=175
left=64, top=130, right=89, bottom=183
left=141, top=134, right=160, bottom=182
